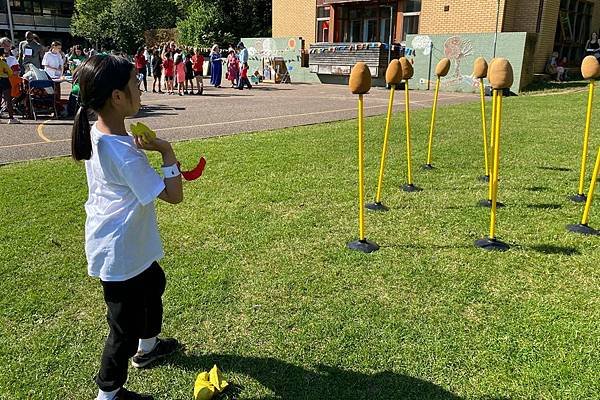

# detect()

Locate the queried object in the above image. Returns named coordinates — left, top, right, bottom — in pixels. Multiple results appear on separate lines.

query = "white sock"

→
left=138, top=336, right=157, bottom=354
left=96, top=388, right=119, bottom=400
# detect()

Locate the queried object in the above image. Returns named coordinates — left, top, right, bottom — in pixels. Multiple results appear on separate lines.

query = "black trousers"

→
left=95, top=262, right=166, bottom=391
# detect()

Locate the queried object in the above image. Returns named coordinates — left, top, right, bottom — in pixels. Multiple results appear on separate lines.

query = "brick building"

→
left=273, top=0, right=600, bottom=74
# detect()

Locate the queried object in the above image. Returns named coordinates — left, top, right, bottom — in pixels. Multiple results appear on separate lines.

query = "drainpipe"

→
left=493, top=0, right=500, bottom=58
left=6, top=0, right=15, bottom=43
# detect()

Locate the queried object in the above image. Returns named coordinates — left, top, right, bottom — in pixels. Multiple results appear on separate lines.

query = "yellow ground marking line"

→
left=36, top=119, right=53, bottom=142
left=6, top=98, right=473, bottom=150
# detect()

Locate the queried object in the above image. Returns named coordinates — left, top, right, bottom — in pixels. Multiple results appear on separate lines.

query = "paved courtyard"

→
left=0, top=82, right=477, bottom=164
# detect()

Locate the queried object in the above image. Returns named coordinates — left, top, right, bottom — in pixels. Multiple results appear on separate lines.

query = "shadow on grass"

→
left=383, top=243, right=473, bottom=250
left=169, top=353, right=463, bottom=400
left=522, top=80, right=588, bottom=93
left=526, top=186, right=549, bottom=192
left=537, top=166, right=572, bottom=172
left=530, top=244, right=580, bottom=256
left=525, top=203, right=563, bottom=210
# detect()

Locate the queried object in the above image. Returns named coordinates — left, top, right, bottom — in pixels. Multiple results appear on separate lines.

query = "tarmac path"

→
left=0, top=82, right=477, bottom=165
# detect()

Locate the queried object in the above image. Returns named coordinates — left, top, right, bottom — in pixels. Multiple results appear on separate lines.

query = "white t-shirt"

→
left=42, top=51, right=64, bottom=79
left=84, top=124, right=166, bottom=282
left=6, top=55, right=18, bottom=69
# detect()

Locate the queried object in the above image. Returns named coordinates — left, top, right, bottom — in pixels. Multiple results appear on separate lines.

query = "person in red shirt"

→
left=162, top=52, right=174, bottom=94
left=238, top=62, right=252, bottom=90
left=191, top=48, right=204, bottom=95
left=134, top=47, right=147, bottom=92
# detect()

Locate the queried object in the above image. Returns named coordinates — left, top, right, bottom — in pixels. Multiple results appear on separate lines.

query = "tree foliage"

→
left=72, top=0, right=271, bottom=51
left=72, top=0, right=181, bottom=52
left=177, top=0, right=271, bottom=47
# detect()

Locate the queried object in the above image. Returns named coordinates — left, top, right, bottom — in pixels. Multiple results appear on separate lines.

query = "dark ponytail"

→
left=71, top=106, right=91, bottom=160
left=70, top=55, right=134, bottom=161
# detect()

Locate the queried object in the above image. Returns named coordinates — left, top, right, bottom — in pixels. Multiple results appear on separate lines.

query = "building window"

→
left=555, top=0, right=593, bottom=63
left=405, top=0, right=422, bottom=13
left=316, top=6, right=330, bottom=42
left=8, top=0, right=73, bottom=17
left=403, top=0, right=421, bottom=40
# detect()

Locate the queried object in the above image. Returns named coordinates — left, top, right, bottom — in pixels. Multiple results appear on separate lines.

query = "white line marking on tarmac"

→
left=5, top=96, right=473, bottom=150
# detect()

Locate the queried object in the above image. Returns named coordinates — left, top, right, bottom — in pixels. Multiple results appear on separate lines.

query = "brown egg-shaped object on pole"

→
left=571, top=56, right=600, bottom=204
left=474, top=56, right=490, bottom=181
left=349, top=62, right=372, bottom=95
left=581, top=56, right=600, bottom=80
left=488, top=58, right=513, bottom=90
left=385, top=59, right=403, bottom=85
left=473, top=57, right=488, bottom=79
left=399, top=57, right=414, bottom=80
left=435, top=58, right=451, bottom=77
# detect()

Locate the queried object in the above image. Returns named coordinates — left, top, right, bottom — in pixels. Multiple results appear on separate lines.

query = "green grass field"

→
left=1, top=89, right=599, bottom=399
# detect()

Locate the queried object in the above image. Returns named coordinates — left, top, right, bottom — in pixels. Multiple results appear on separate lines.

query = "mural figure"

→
left=444, top=36, right=473, bottom=81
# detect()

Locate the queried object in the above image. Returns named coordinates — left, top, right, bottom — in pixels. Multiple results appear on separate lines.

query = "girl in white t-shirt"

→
left=42, top=41, right=64, bottom=79
left=71, top=55, right=184, bottom=400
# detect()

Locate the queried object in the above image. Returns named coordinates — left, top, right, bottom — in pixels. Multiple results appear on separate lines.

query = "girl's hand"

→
left=133, top=135, right=172, bottom=154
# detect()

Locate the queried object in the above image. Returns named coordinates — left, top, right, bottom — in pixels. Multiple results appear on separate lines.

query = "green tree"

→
left=177, top=0, right=271, bottom=47
left=72, top=0, right=183, bottom=52
left=71, top=0, right=113, bottom=47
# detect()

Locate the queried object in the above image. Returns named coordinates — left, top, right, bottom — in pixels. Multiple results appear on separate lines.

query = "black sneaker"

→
left=131, top=338, right=179, bottom=368
left=114, top=387, right=154, bottom=400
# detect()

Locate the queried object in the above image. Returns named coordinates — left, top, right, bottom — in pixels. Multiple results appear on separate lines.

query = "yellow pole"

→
left=405, top=80, right=413, bottom=185
left=374, top=85, right=396, bottom=203
left=480, top=78, right=489, bottom=177
left=358, top=94, right=366, bottom=241
left=487, top=89, right=497, bottom=201
left=581, top=147, right=600, bottom=225
left=577, top=81, right=595, bottom=196
left=426, top=77, right=441, bottom=166
left=489, top=91, right=503, bottom=239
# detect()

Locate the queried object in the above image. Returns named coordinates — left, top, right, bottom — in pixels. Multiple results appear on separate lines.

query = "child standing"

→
left=0, top=47, right=19, bottom=124
left=162, top=52, right=174, bottom=95
left=238, top=62, right=252, bottom=90
left=71, top=55, right=183, bottom=400
left=151, top=50, right=162, bottom=93
left=184, top=53, right=194, bottom=95
left=191, top=48, right=204, bottom=95
left=175, top=53, right=185, bottom=96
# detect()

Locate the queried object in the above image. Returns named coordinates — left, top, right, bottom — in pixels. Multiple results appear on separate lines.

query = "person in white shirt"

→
left=71, top=55, right=184, bottom=400
left=42, top=41, right=65, bottom=80
left=0, top=37, right=19, bottom=73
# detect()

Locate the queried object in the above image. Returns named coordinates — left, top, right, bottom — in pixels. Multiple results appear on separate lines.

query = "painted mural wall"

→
left=241, top=37, right=320, bottom=83
left=406, top=32, right=531, bottom=94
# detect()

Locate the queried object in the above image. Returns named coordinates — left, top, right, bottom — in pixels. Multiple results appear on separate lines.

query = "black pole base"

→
left=402, top=183, right=422, bottom=192
left=474, top=237, right=510, bottom=252
left=478, top=199, right=505, bottom=208
left=422, top=163, right=434, bottom=170
left=347, top=239, right=380, bottom=253
left=566, top=223, right=599, bottom=235
left=478, top=175, right=490, bottom=183
left=569, top=194, right=587, bottom=203
left=366, top=202, right=389, bottom=212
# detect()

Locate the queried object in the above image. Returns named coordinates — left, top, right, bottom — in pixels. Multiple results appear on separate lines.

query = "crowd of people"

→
left=1, top=31, right=259, bottom=124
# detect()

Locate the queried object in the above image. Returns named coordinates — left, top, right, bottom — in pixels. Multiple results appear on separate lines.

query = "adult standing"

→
left=226, top=48, right=239, bottom=88
left=236, top=42, right=248, bottom=89
left=1, top=37, right=19, bottom=73
left=68, top=45, right=86, bottom=75
left=18, top=31, right=43, bottom=70
left=42, top=41, right=65, bottom=80
left=209, top=45, right=222, bottom=88
left=585, top=32, right=600, bottom=57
